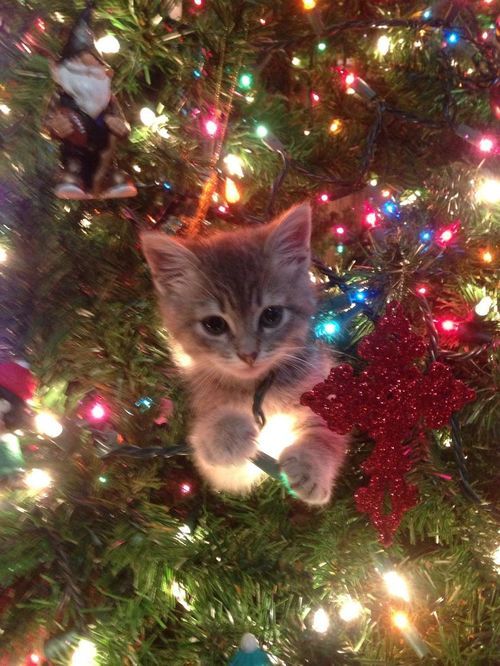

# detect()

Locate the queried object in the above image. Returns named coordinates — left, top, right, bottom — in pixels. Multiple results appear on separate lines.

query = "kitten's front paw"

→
left=194, top=410, right=258, bottom=467
left=279, top=444, right=333, bottom=505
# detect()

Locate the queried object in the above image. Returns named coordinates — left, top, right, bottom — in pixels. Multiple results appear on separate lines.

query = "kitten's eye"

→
left=259, top=306, right=284, bottom=329
left=201, top=316, right=228, bottom=336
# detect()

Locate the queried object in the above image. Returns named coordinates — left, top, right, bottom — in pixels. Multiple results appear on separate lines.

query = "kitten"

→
left=142, top=203, right=347, bottom=505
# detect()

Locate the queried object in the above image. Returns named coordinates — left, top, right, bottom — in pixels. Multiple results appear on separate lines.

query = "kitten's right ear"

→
left=141, top=232, right=198, bottom=296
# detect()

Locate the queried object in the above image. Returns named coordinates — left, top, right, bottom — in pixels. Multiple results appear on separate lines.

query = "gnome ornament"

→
left=0, top=360, right=37, bottom=435
left=44, top=1, right=137, bottom=200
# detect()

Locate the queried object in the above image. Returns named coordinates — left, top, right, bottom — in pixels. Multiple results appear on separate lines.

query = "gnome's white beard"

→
left=54, top=62, right=111, bottom=119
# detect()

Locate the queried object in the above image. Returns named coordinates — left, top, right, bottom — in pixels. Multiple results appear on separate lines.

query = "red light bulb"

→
left=180, top=482, right=192, bottom=494
left=311, top=91, right=320, bottom=104
left=365, top=212, right=377, bottom=227
left=436, top=222, right=459, bottom=247
left=319, top=193, right=329, bottom=203
left=440, top=318, right=458, bottom=332
left=335, top=225, right=345, bottom=235
left=345, top=73, right=355, bottom=86
left=416, top=285, right=428, bottom=296
left=28, top=655, right=40, bottom=665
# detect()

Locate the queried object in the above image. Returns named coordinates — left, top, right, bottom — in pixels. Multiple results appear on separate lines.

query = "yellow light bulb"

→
left=257, top=413, right=297, bottom=459
left=392, top=611, right=410, bottom=630
left=376, top=35, right=391, bottom=56
left=481, top=250, right=493, bottom=264
left=329, top=118, right=343, bottom=135
left=338, top=596, right=363, bottom=622
left=24, top=468, right=52, bottom=491
left=224, top=154, right=245, bottom=178
left=225, top=177, right=241, bottom=204
left=303, top=0, right=317, bottom=10
left=475, top=296, right=493, bottom=317
left=312, top=608, right=329, bottom=633
left=383, top=571, right=410, bottom=602
left=0, top=246, right=7, bottom=263
left=71, top=638, right=98, bottom=666
left=140, top=107, right=156, bottom=127
left=95, top=34, right=120, bottom=54
left=35, top=412, right=63, bottom=438
left=475, top=178, right=499, bottom=204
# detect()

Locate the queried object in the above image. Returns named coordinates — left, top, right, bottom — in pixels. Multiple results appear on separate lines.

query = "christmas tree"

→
left=0, top=1, right=498, bottom=664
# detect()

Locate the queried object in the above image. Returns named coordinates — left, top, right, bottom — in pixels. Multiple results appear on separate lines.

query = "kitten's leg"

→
left=279, top=419, right=347, bottom=505
left=190, top=406, right=258, bottom=467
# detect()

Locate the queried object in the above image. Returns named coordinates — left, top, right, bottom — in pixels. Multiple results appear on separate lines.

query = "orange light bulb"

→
left=225, top=177, right=241, bottom=204
left=329, top=118, right=342, bottom=134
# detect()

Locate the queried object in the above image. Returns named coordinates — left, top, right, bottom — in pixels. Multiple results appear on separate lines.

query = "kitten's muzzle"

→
left=237, top=351, right=258, bottom=366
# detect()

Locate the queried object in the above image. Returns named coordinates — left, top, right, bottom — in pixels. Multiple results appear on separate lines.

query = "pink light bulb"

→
left=365, top=212, right=377, bottom=227
left=89, top=402, right=107, bottom=421
left=335, top=225, right=345, bottom=235
left=319, top=193, right=329, bottom=203
left=180, top=482, right=192, bottom=494
left=311, top=92, right=320, bottom=104
left=416, top=285, right=428, bottom=295
left=204, top=119, right=218, bottom=137
left=479, top=137, right=494, bottom=153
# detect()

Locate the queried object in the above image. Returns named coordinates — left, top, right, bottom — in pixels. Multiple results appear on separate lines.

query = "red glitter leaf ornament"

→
left=301, top=302, right=475, bottom=545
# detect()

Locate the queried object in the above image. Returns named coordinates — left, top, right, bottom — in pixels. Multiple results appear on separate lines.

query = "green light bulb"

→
left=256, top=124, right=268, bottom=139
left=238, top=72, right=253, bottom=90
left=317, top=42, right=327, bottom=52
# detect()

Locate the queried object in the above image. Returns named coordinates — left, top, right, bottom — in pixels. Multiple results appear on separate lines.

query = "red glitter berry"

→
left=301, top=302, right=475, bottom=545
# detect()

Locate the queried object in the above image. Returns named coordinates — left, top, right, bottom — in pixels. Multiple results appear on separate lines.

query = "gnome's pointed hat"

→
left=60, top=1, right=104, bottom=63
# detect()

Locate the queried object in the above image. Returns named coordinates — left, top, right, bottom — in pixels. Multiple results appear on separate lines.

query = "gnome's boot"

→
left=54, top=157, right=87, bottom=200
left=101, top=168, right=137, bottom=199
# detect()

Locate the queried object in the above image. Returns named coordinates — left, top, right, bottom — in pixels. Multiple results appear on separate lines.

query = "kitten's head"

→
left=142, top=203, right=315, bottom=381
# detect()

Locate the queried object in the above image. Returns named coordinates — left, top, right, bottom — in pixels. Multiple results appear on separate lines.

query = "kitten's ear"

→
left=266, top=202, right=311, bottom=267
left=141, top=232, right=198, bottom=296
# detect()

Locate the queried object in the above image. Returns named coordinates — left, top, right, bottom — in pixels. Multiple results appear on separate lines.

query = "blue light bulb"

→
left=445, top=31, right=460, bottom=45
left=315, top=320, right=340, bottom=338
left=422, top=8, right=431, bottom=20
left=382, top=200, right=399, bottom=216
left=353, top=290, right=367, bottom=302
left=420, top=229, right=433, bottom=243
left=163, top=181, right=172, bottom=190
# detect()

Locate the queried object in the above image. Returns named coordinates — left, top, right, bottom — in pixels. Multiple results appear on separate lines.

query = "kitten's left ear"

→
left=266, top=202, right=311, bottom=267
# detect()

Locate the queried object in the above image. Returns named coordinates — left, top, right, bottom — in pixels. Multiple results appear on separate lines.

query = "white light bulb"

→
left=140, top=107, right=157, bottom=127
left=475, top=178, right=499, bottom=204
left=492, top=545, right=500, bottom=571
left=383, top=571, right=410, bottom=602
left=71, top=638, right=98, bottom=666
left=35, top=412, right=63, bottom=438
left=376, top=35, right=391, bottom=56
left=24, top=468, right=52, bottom=491
left=475, top=296, right=493, bottom=317
left=0, top=247, right=7, bottom=263
left=338, top=596, right=363, bottom=622
left=157, top=127, right=170, bottom=139
left=0, top=104, right=10, bottom=115
left=312, top=608, right=330, bottom=633
left=95, top=34, right=120, bottom=54
left=223, top=154, right=244, bottom=178
left=172, top=581, right=190, bottom=609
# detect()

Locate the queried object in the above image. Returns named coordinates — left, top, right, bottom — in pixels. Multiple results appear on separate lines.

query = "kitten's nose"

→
left=237, top=351, right=258, bottom=366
